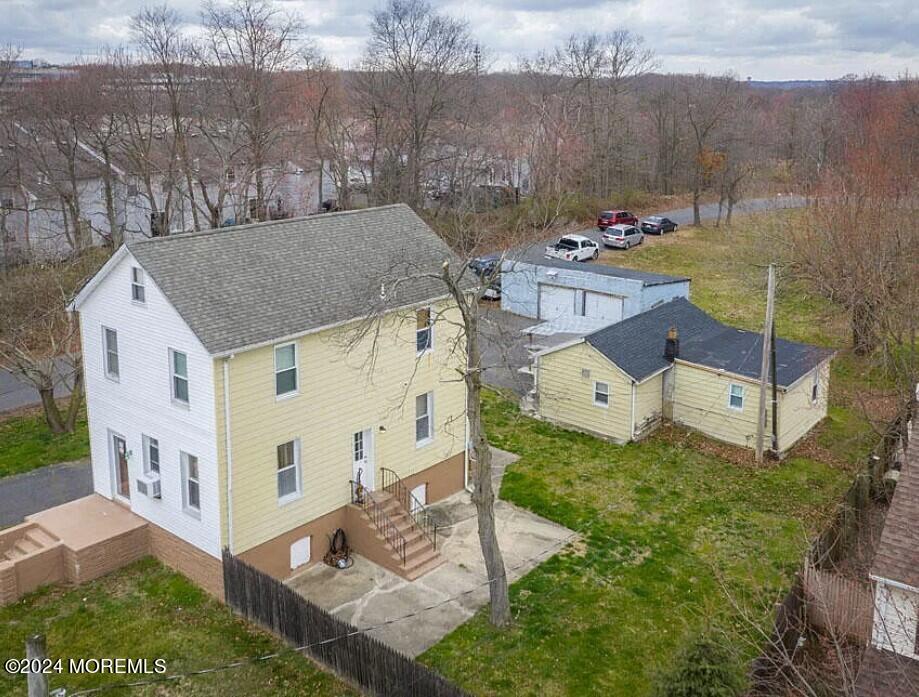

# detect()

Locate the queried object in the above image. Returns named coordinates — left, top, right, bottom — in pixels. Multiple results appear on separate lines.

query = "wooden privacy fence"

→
left=749, top=574, right=805, bottom=694
left=222, top=550, right=470, bottom=697
left=803, top=559, right=874, bottom=643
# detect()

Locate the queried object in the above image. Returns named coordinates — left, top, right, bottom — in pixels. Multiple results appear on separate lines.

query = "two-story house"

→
left=69, top=204, right=468, bottom=594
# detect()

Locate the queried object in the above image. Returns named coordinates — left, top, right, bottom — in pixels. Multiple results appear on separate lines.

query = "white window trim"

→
left=169, top=348, right=190, bottom=406
left=593, top=381, right=610, bottom=408
left=180, top=451, right=201, bottom=519
left=130, top=266, right=146, bottom=304
left=416, top=307, right=434, bottom=356
left=277, top=438, right=302, bottom=506
left=142, top=434, right=160, bottom=475
left=728, top=383, right=745, bottom=411
left=274, top=342, right=299, bottom=399
left=102, top=325, right=119, bottom=381
left=415, top=391, right=434, bottom=448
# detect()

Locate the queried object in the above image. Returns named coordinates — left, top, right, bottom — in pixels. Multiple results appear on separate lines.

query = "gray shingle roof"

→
left=584, top=297, right=835, bottom=385
left=513, top=241, right=690, bottom=286
left=128, top=204, right=457, bottom=355
left=871, top=442, right=919, bottom=589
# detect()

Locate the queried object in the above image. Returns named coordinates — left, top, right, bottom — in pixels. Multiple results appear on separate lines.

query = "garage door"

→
left=584, top=291, right=623, bottom=323
left=538, top=285, right=577, bottom=320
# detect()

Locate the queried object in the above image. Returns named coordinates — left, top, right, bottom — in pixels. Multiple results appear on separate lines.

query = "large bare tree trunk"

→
left=465, top=316, right=511, bottom=627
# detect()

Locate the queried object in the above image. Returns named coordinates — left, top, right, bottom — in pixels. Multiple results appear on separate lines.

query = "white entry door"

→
left=352, top=429, right=374, bottom=491
left=110, top=431, right=130, bottom=501
left=583, top=291, right=623, bottom=324
left=538, top=284, right=577, bottom=320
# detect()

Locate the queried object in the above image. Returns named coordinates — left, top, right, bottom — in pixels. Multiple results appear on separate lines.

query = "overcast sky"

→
left=4, top=0, right=917, bottom=80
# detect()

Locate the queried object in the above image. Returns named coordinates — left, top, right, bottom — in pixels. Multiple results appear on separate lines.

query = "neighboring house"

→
left=533, top=298, right=834, bottom=452
left=70, top=204, right=468, bottom=591
left=857, top=441, right=919, bottom=695
left=501, top=245, right=690, bottom=336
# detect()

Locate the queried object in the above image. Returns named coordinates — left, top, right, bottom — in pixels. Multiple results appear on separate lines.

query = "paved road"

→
left=0, top=362, right=71, bottom=414
left=0, top=459, right=93, bottom=527
left=571, top=194, right=807, bottom=245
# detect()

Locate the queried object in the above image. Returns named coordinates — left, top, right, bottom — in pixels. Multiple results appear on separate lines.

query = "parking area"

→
left=286, top=447, right=575, bottom=657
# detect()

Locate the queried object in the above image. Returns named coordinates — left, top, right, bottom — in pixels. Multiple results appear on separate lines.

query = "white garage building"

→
left=501, top=249, right=690, bottom=335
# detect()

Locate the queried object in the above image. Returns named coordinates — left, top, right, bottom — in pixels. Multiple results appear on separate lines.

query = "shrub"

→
left=652, top=632, right=743, bottom=697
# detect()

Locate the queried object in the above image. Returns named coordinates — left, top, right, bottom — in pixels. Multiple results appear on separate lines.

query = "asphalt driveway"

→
left=286, top=447, right=575, bottom=657
left=0, top=458, right=93, bottom=527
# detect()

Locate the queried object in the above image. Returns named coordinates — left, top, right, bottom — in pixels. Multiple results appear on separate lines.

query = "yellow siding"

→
left=536, top=342, right=634, bottom=442
left=214, top=301, right=466, bottom=553
left=777, top=360, right=830, bottom=452
left=634, top=373, right=664, bottom=438
left=671, top=362, right=767, bottom=449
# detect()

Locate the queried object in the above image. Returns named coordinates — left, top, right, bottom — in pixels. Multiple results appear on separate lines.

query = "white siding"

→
left=78, top=250, right=221, bottom=557
left=872, top=581, right=919, bottom=658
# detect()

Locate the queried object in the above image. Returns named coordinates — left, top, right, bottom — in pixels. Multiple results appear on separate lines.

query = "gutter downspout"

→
left=222, top=356, right=234, bottom=554
left=463, top=373, right=470, bottom=492
left=630, top=380, right=637, bottom=441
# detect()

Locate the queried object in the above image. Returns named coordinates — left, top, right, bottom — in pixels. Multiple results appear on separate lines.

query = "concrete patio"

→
left=286, top=447, right=575, bottom=656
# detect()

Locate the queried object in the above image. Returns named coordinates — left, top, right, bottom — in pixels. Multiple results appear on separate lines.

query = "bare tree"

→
left=0, top=255, right=101, bottom=432
left=680, top=73, right=741, bottom=226
left=358, top=0, right=478, bottom=209
left=199, top=0, right=305, bottom=222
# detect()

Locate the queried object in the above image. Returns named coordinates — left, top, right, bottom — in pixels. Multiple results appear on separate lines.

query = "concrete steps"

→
left=0, top=526, right=58, bottom=562
left=356, top=490, right=443, bottom=580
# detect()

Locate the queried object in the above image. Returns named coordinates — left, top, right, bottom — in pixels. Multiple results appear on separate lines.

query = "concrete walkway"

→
left=286, top=448, right=575, bottom=656
left=0, top=459, right=93, bottom=527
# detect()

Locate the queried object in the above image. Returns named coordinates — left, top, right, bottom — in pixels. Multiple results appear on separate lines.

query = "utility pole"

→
left=26, top=634, right=49, bottom=697
left=755, top=264, right=776, bottom=463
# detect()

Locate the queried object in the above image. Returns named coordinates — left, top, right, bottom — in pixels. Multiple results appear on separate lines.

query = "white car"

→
left=544, top=234, right=599, bottom=262
left=601, top=224, right=644, bottom=249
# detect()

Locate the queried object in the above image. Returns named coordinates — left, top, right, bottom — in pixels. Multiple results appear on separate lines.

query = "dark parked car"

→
left=640, top=216, right=678, bottom=235
left=470, top=254, right=502, bottom=299
left=597, top=210, right=639, bottom=230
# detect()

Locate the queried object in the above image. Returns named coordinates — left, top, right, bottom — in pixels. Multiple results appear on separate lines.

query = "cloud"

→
left=2, top=0, right=917, bottom=80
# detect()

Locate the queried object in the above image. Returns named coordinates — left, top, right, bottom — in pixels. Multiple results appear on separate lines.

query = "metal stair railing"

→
left=379, top=467, right=438, bottom=550
left=350, top=480, right=407, bottom=566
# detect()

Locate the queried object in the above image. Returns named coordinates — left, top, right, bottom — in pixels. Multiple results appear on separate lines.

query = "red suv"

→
left=597, top=210, right=638, bottom=230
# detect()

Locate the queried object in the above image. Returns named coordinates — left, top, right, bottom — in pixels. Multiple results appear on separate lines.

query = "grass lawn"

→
left=0, top=407, right=90, bottom=478
left=0, top=558, right=355, bottom=697
left=421, top=392, right=851, bottom=696
left=593, top=211, right=879, bottom=464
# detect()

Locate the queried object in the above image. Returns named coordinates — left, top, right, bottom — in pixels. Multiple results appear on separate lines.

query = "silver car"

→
left=601, top=224, right=644, bottom=249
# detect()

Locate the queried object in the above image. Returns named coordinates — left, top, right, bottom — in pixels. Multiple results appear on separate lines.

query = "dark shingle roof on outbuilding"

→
left=583, top=297, right=835, bottom=385
left=127, top=204, right=458, bottom=355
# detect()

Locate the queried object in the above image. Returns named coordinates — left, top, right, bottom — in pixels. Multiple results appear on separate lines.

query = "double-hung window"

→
left=274, top=343, right=298, bottom=397
left=415, top=392, right=433, bottom=445
left=181, top=452, right=200, bottom=516
left=131, top=267, right=145, bottom=303
left=103, top=327, right=119, bottom=379
left=277, top=440, right=301, bottom=503
left=728, top=383, right=745, bottom=410
left=593, top=381, right=610, bottom=407
left=416, top=308, right=433, bottom=354
left=142, top=435, right=160, bottom=474
left=170, top=349, right=189, bottom=404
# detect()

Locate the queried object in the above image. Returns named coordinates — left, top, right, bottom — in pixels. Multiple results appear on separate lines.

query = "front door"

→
left=352, top=429, right=374, bottom=491
left=112, top=433, right=130, bottom=500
